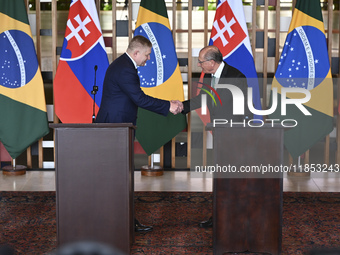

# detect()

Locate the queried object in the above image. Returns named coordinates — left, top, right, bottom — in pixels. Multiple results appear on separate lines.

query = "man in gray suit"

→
left=182, top=45, right=251, bottom=121
left=182, top=45, right=252, bottom=227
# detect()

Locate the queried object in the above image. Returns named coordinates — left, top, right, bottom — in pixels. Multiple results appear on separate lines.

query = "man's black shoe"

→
left=135, top=219, right=153, bottom=232
left=199, top=216, right=213, bottom=228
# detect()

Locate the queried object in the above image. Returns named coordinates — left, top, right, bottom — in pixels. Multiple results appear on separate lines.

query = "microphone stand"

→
left=91, top=65, right=98, bottom=123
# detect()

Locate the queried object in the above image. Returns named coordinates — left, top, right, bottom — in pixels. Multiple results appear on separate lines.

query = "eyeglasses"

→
left=198, top=59, right=211, bottom=64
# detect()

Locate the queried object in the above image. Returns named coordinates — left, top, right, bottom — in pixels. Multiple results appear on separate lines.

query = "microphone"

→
left=92, top=65, right=98, bottom=123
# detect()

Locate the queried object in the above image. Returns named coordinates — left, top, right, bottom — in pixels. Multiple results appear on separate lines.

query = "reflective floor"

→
left=0, top=170, right=339, bottom=192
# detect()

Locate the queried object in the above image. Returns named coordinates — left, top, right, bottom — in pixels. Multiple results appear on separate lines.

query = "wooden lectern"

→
left=51, top=123, right=135, bottom=254
left=209, top=124, right=284, bottom=255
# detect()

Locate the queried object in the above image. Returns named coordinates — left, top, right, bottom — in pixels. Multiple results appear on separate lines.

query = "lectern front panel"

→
left=211, top=126, right=284, bottom=255
left=53, top=124, right=134, bottom=254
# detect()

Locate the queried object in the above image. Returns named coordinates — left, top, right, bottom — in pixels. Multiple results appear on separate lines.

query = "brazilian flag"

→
left=270, top=0, right=333, bottom=158
left=0, top=0, right=49, bottom=159
left=134, top=0, right=187, bottom=155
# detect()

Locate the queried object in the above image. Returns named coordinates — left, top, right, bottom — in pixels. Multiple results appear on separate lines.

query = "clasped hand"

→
left=170, top=100, right=183, bottom=115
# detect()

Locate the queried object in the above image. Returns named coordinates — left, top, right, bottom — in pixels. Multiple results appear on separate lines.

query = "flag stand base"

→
left=287, top=168, right=310, bottom=177
left=287, top=157, right=310, bottom=177
left=141, top=165, right=163, bottom=177
left=2, top=165, right=26, bottom=176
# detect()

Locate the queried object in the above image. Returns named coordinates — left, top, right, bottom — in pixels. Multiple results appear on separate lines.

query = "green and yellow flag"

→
left=0, top=0, right=49, bottom=159
left=270, top=0, right=333, bottom=158
left=134, top=0, right=187, bottom=155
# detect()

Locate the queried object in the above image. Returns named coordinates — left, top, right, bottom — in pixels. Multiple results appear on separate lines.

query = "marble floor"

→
left=0, top=170, right=339, bottom=192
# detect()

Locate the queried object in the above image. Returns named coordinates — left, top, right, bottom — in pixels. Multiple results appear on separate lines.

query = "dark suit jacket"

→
left=96, top=53, right=170, bottom=125
left=182, top=61, right=252, bottom=121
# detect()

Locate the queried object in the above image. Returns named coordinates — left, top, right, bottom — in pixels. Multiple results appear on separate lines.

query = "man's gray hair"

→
left=202, top=45, right=223, bottom=64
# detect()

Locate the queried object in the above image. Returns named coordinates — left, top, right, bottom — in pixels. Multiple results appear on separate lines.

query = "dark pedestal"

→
left=51, top=123, right=135, bottom=254
left=210, top=125, right=284, bottom=255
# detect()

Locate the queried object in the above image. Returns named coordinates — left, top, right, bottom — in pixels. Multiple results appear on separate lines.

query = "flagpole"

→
left=288, top=155, right=309, bottom=177
left=141, top=153, right=163, bottom=177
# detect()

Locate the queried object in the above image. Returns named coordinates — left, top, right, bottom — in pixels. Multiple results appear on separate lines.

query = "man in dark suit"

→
left=96, top=35, right=183, bottom=125
left=182, top=45, right=252, bottom=228
left=96, top=35, right=183, bottom=233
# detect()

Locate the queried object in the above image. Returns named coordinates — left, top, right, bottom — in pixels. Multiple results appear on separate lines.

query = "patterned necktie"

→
left=211, top=75, right=216, bottom=90
left=211, top=76, right=216, bottom=106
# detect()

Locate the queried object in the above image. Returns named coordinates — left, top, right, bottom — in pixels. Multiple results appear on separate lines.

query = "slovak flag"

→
left=54, top=0, right=109, bottom=123
left=209, top=0, right=262, bottom=117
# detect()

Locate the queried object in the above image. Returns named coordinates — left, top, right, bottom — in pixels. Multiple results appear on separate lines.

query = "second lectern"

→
left=52, top=123, right=135, bottom=254
left=209, top=124, right=284, bottom=255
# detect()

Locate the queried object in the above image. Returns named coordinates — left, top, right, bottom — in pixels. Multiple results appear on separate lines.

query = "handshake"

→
left=169, top=100, right=184, bottom=115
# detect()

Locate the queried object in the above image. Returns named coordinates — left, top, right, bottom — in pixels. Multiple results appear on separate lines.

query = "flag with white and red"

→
left=198, top=0, right=262, bottom=122
left=54, top=0, right=109, bottom=123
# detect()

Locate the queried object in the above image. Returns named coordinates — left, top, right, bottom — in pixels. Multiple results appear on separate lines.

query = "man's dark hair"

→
left=128, top=35, right=152, bottom=51
left=203, top=45, right=223, bottom=64
left=52, top=241, right=126, bottom=255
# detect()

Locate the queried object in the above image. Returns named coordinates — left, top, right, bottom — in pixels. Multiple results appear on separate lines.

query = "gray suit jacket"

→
left=182, top=61, right=252, bottom=121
